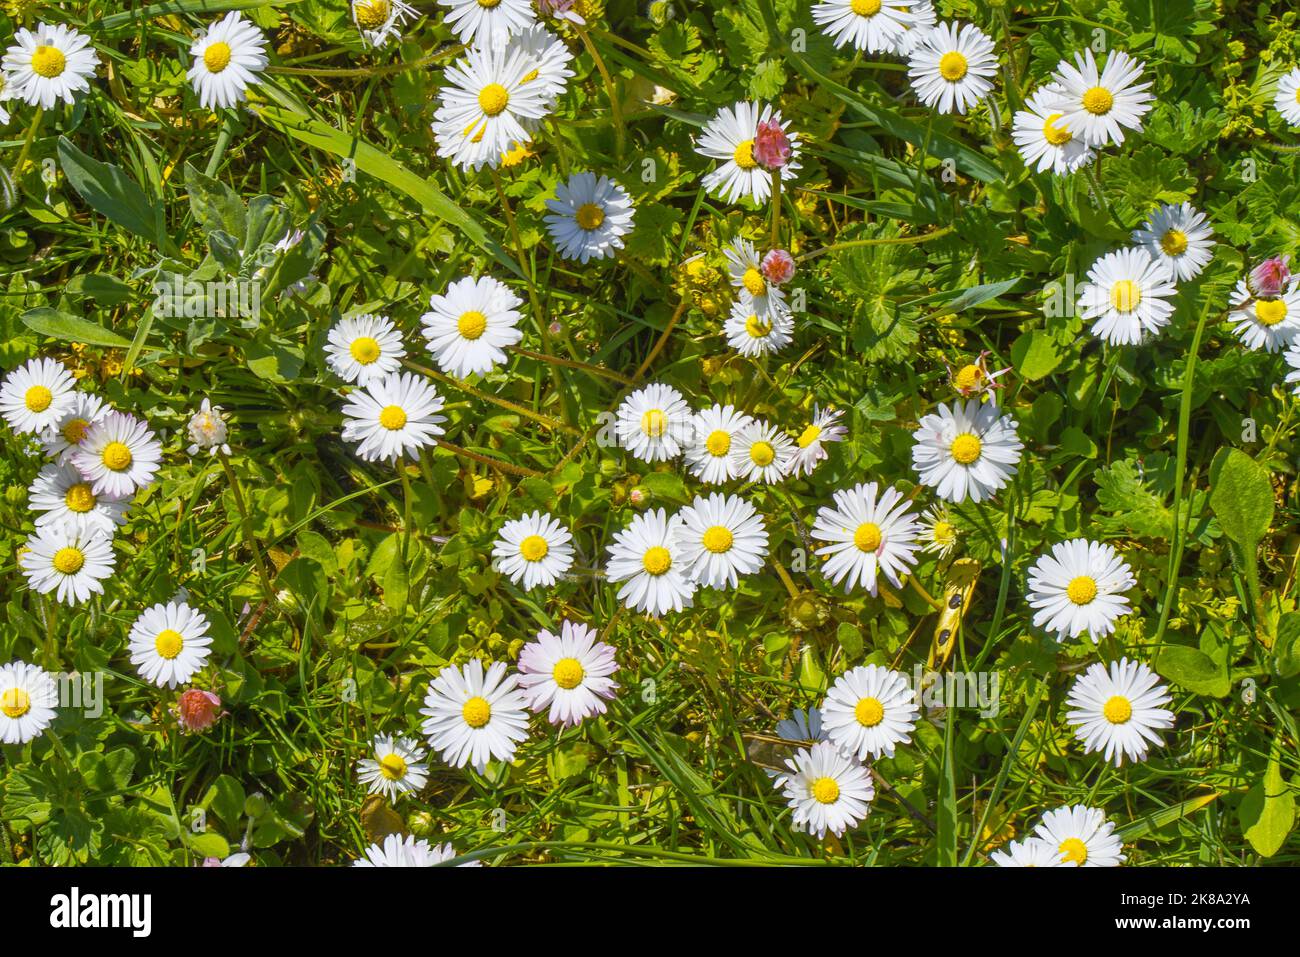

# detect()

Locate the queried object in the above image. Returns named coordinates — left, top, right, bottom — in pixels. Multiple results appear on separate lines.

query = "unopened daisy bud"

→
left=548, top=320, right=564, bottom=336
left=174, top=688, right=223, bottom=732
left=186, top=398, right=231, bottom=457
left=754, top=118, right=793, bottom=169
left=628, top=486, right=647, bottom=506
left=1248, top=255, right=1291, bottom=298
left=761, top=248, right=796, bottom=285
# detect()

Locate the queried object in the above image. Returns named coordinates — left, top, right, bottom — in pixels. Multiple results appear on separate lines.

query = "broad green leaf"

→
left=1010, top=328, right=1062, bottom=381
left=1116, top=792, right=1220, bottom=842
left=1208, top=448, right=1274, bottom=548
left=57, top=137, right=175, bottom=253
left=1154, top=644, right=1230, bottom=697
left=21, top=306, right=133, bottom=348
left=1240, top=737, right=1296, bottom=857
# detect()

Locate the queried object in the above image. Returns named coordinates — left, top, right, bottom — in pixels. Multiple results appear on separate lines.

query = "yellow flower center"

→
left=742, top=267, right=766, bottom=297
left=950, top=433, right=982, bottom=464
left=552, top=658, right=585, bottom=690
left=478, top=0, right=502, bottom=6
left=851, top=0, right=882, bottom=14
left=478, top=83, right=510, bottom=116
left=641, top=408, right=667, bottom=437
left=575, top=203, right=605, bottom=230
left=1256, top=298, right=1288, bottom=326
left=1058, top=837, right=1088, bottom=865
left=203, top=41, right=232, bottom=74
left=705, top=429, right=731, bottom=456
left=1082, top=86, right=1114, bottom=115
left=154, top=629, right=184, bottom=660
left=25, top=385, right=53, bottom=412
left=355, top=0, right=391, bottom=29
left=378, top=752, right=407, bottom=780
left=518, top=534, right=549, bottom=562
left=31, top=45, right=66, bottom=78
left=457, top=310, right=488, bottom=340
left=744, top=314, right=772, bottom=338
left=733, top=139, right=757, bottom=170
left=349, top=336, right=381, bottom=364
left=854, top=696, right=885, bottom=727
left=102, top=441, right=133, bottom=471
left=64, top=482, right=96, bottom=513
left=1102, top=695, right=1132, bottom=724
left=702, top=526, right=734, bottom=554
left=1110, top=279, right=1141, bottom=313
left=462, top=696, right=491, bottom=728
left=1159, top=229, right=1188, bottom=256
left=1066, top=575, right=1098, bottom=605
left=378, top=405, right=407, bottom=430
left=1041, top=112, right=1072, bottom=146
left=642, top=546, right=672, bottom=576
left=53, top=547, right=84, bottom=574
left=854, top=522, right=882, bottom=553
left=1, top=687, right=31, bottom=718
left=62, top=418, right=89, bottom=444
left=811, top=776, right=841, bottom=804
left=797, top=424, right=822, bottom=448
left=953, top=364, right=983, bottom=391
left=749, top=440, right=775, bottom=466
left=932, top=521, right=956, bottom=545
left=938, top=51, right=968, bottom=81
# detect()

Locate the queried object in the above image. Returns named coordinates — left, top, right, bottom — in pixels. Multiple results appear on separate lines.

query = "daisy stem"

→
left=771, top=556, right=801, bottom=600
left=10, top=107, right=44, bottom=183
left=796, top=226, right=956, bottom=263
left=769, top=168, right=782, bottom=248
left=632, top=300, right=688, bottom=382
left=399, top=358, right=580, bottom=434
left=205, top=110, right=236, bottom=177
left=1082, top=161, right=1126, bottom=232
left=436, top=439, right=545, bottom=478
left=574, top=24, right=625, bottom=162
left=42, top=597, right=58, bottom=671
left=218, top=451, right=276, bottom=602
left=513, top=346, right=633, bottom=385
left=397, top=457, right=413, bottom=564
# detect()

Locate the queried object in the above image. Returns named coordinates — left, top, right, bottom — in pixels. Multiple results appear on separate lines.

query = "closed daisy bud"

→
left=761, top=248, right=796, bottom=285
left=1248, top=255, right=1291, bottom=298
left=174, top=688, right=224, bottom=733
left=754, top=118, right=793, bottom=169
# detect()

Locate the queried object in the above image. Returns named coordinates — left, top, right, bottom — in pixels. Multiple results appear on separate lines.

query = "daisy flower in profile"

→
left=1284, top=341, right=1300, bottom=395
left=354, top=834, right=480, bottom=867
left=912, top=400, right=1022, bottom=504
left=821, top=664, right=919, bottom=760
left=128, top=601, right=214, bottom=689
left=421, top=275, right=524, bottom=379
left=357, top=734, right=429, bottom=801
left=615, top=383, right=692, bottom=462
left=517, top=620, right=620, bottom=728
left=724, top=238, right=787, bottom=319
left=325, top=314, right=406, bottom=386
left=1047, top=48, right=1153, bottom=147
left=72, top=412, right=163, bottom=498
left=918, top=504, right=959, bottom=559
left=2, top=22, right=99, bottom=110
left=1066, top=658, right=1174, bottom=767
left=420, top=659, right=530, bottom=773
left=1077, top=247, right=1178, bottom=346
left=989, top=838, right=1063, bottom=868
left=907, top=21, right=997, bottom=115
left=1228, top=277, right=1300, bottom=353
left=898, top=0, right=937, bottom=55
left=351, top=0, right=418, bottom=48
left=673, top=493, right=769, bottom=589
left=187, top=12, right=268, bottom=110
left=185, top=399, right=232, bottom=457
left=811, top=482, right=920, bottom=596
left=340, top=372, right=446, bottom=463
left=948, top=351, right=1010, bottom=399
left=605, top=508, right=696, bottom=617
left=0, top=661, right=57, bottom=744
left=1032, top=805, right=1125, bottom=867
left=1274, top=66, right=1300, bottom=126
left=724, top=300, right=795, bottom=358
left=696, top=101, right=801, bottom=205
left=432, top=43, right=552, bottom=171
left=19, top=527, right=115, bottom=605
left=28, top=463, right=128, bottom=538
left=789, top=406, right=847, bottom=478
left=685, top=404, right=752, bottom=484
left=1131, top=202, right=1214, bottom=283
left=491, top=511, right=574, bottom=590
left=812, top=0, right=913, bottom=54
left=544, top=172, right=635, bottom=264
left=779, top=741, right=874, bottom=839
left=40, top=390, right=107, bottom=462
left=1025, top=539, right=1135, bottom=641
left=0, top=357, right=76, bottom=436
left=730, top=419, right=795, bottom=484
left=438, top=0, right=535, bottom=50
left=1011, top=86, right=1094, bottom=175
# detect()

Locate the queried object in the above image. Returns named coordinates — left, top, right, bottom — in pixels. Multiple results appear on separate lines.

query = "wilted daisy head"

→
left=186, top=398, right=231, bottom=457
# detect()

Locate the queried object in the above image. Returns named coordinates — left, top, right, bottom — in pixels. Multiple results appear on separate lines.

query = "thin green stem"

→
left=10, top=107, right=44, bottom=184
left=574, top=24, right=625, bottom=162
left=218, top=451, right=276, bottom=601
left=204, top=110, right=236, bottom=176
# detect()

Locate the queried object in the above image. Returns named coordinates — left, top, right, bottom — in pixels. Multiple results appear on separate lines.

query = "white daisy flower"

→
left=684, top=404, right=753, bottom=484
left=351, top=0, right=418, bottom=48
left=340, top=372, right=447, bottom=463
left=185, top=398, right=232, bottom=457
left=724, top=238, right=788, bottom=319
left=789, top=406, right=847, bottom=478
left=420, top=275, right=524, bottom=379
left=127, top=601, right=214, bottom=689
left=505, top=24, right=574, bottom=104
left=1011, top=85, right=1095, bottom=175
left=1131, top=202, right=1215, bottom=282
left=0, top=74, right=12, bottom=126
left=419, top=659, right=530, bottom=773
left=491, top=510, right=575, bottom=590
left=544, top=172, right=635, bottom=264
left=907, top=21, right=997, bottom=115
left=517, top=620, right=619, bottom=728
left=325, top=314, right=407, bottom=386
left=19, top=527, right=115, bottom=605
left=39, top=390, right=107, bottom=462
left=779, top=741, right=875, bottom=839
left=1283, top=339, right=1300, bottom=395
left=605, top=508, right=696, bottom=617
left=1025, top=538, right=1136, bottom=641
left=673, top=492, right=769, bottom=589
left=28, top=463, right=128, bottom=538
left=438, top=0, right=536, bottom=51
left=1228, top=278, right=1300, bottom=353
left=1032, top=805, right=1125, bottom=867
left=729, top=419, right=795, bottom=484
left=1046, top=48, right=1153, bottom=147
left=897, top=0, right=937, bottom=55
left=1274, top=66, right=1300, bottom=126
left=0, top=357, right=76, bottom=436
left=187, top=12, right=268, bottom=110
left=2, top=22, right=99, bottom=110
left=724, top=299, right=795, bottom=357
left=1066, top=657, right=1174, bottom=766
left=911, top=400, right=1023, bottom=504
left=1077, top=247, right=1178, bottom=346
left=615, top=383, right=693, bottom=462
left=918, top=504, right=959, bottom=559
left=821, top=664, right=920, bottom=761
left=71, top=411, right=163, bottom=499
left=354, top=833, right=482, bottom=867
left=0, top=661, right=58, bottom=745
left=695, top=101, right=802, bottom=206
left=989, top=838, right=1063, bottom=867
left=356, top=734, right=429, bottom=801
left=811, top=0, right=913, bottom=54
left=811, top=481, right=921, bottom=596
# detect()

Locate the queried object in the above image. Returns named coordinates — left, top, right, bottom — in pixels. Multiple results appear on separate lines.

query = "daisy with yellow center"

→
left=2, top=22, right=98, bottom=110
left=1026, top=538, right=1135, bottom=641
left=40, top=390, right=109, bottom=462
left=72, top=411, right=163, bottom=499
left=685, top=403, right=754, bottom=484
left=437, top=0, right=536, bottom=51
left=788, top=406, right=847, bottom=478
left=912, top=399, right=1023, bottom=504
left=421, top=275, right=524, bottom=379
left=1012, top=86, right=1095, bottom=175
left=325, top=314, right=407, bottom=386
left=187, top=11, right=268, bottom=110
left=128, top=601, right=213, bottom=688
left=1032, top=805, right=1126, bottom=867
left=352, top=0, right=417, bottom=47
left=779, top=741, right=875, bottom=839
left=822, top=664, right=919, bottom=761
left=907, top=21, right=997, bottom=115
left=605, top=508, right=696, bottom=617
left=696, top=100, right=801, bottom=205
left=28, top=463, right=128, bottom=538
left=673, top=492, right=769, bottom=589
left=1077, top=248, right=1178, bottom=346
left=357, top=734, right=429, bottom=801
left=341, top=372, right=447, bottom=464
left=420, top=659, right=530, bottom=773
left=1229, top=276, right=1300, bottom=353
left=19, top=526, right=116, bottom=606
left=811, top=0, right=914, bottom=53
left=0, top=356, right=76, bottom=435
left=1066, top=658, right=1173, bottom=766
left=1046, top=47, right=1153, bottom=147
left=518, top=620, right=620, bottom=728
left=491, top=511, right=575, bottom=590
left=990, top=838, right=1067, bottom=867
left=616, top=383, right=693, bottom=462
left=724, top=237, right=789, bottom=321
left=919, top=504, right=960, bottom=559
left=544, top=171, right=636, bottom=263
left=0, top=661, right=58, bottom=745
left=729, top=419, right=795, bottom=484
